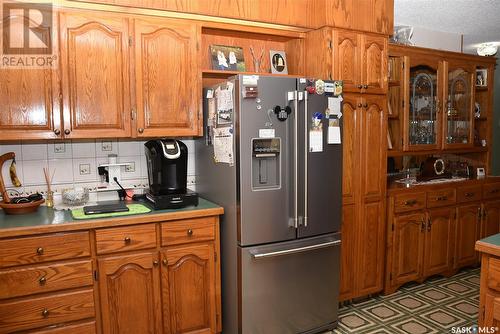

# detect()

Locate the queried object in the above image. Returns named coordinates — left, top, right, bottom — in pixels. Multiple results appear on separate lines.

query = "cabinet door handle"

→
left=421, top=220, right=426, bottom=232
left=357, top=103, right=363, bottom=108
left=357, top=84, right=363, bottom=89
left=138, top=128, right=144, bottom=134
left=363, top=103, right=368, bottom=108
left=437, top=196, right=448, bottom=201
left=39, top=276, right=47, bottom=285
left=36, top=247, right=44, bottom=255
left=153, top=260, right=159, bottom=266
left=54, top=129, right=61, bottom=136
left=465, top=192, right=474, bottom=197
left=363, top=84, right=368, bottom=89
left=491, top=189, right=500, bottom=194
left=478, top=207, right=482, bottom=220
left=42, top=308, right=49, bottom=318
left=64, top=129, right=70, bottom=135
left=427, top=218, right=432, bottom=232
left=162, top=259, right=168, bottom=266
left=187, top=229, right=193, bottom=236
left=124, top=236, right=131, bottom=244
left=404, top=199, right=417, bottom=206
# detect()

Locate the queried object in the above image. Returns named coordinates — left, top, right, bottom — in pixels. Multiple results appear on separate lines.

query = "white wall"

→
left=395, top=25, right=462, bottom=52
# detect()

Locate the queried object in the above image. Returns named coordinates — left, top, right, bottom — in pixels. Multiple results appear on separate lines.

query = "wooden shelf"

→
left=202, top=69, right=300, bottom=78
left=387, top=146, right=488, bottom=157
left=475, top=86, right=489, bottom=91
left=389, top=80, right=401, bottom=87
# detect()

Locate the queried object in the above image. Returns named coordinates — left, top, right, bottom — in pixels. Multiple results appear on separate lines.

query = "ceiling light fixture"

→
left=477, top=43, right=498, bottom=56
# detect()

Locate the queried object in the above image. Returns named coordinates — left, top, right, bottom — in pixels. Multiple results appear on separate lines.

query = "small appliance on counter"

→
left=144, top=139, right=198, bottom=210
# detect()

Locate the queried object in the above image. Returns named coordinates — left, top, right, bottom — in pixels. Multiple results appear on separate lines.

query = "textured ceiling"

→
left=394, top=0, right=500, bottom=52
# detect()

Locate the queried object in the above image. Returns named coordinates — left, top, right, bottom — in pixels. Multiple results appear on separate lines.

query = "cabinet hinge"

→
left=328, top=39, right=332, bottom=50
left=402, top=100, right=405, bottom=108
left=214, top=252, right=218, bottom=262
left=401, top=139, right=404, bottom=147
left=128, top=36, right=133, bottom=47
left=402, top=62, right=405, bottom=69
left=391, top=223, right=394, bottom=231
left=389, top=272, right=392, bottom=281
left=93, top=270, right=98, bottom=281
left=131, top=108, right=136, bottom=121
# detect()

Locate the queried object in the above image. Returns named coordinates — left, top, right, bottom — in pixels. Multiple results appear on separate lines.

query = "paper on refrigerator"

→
left=213, top=127, right=234, bottom=165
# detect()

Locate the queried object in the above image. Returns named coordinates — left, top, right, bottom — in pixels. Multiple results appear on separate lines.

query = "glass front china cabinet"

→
left=405, top=61, right=442, bottom=151
left=443, top=64, right=474, bottom=148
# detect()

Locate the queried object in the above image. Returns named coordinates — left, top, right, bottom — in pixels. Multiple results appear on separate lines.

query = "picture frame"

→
left=476, top=69, right=487, bottom=87
left=269, top=50, right=288, bottom=74
left=210, top=45, right=246, bottom=72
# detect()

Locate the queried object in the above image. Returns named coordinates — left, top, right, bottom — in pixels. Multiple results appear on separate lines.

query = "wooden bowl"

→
left=0, top=199, right=45, bottom=215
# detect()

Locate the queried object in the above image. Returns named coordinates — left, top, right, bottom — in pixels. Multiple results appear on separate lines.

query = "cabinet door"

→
left=423, top=208, right=454, bottom=276
left=59, top=12, right=131, bottom=138
left=360, top=35, right=387, bottom=95
left=341, top=96, right=359, bottom=204
left=339, top=204, right=355, bottom=301
left=162, top=244, right=216, bottom=334
left=332, top=30, right=360, bottom=93
left=443, top=62, right=475, bottom=149
left=98, top=252, right=162, bottom=334
left=391, top=212, right=425, bottom=286
left=360, top=95, right=386, bottom=201
left=482, top=201, right=500, bottom=238
left=134, top=18, right=201, bottom=137
left=0, top=11, right=61, bottom=140
left=483, top=292, right=500, bottom=328
left=455, top=204, right=481, bottom=268
left=356, top=200, right=385, bottom=296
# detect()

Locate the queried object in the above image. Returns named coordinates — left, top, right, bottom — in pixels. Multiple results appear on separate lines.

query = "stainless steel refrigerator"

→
left=195, top=75, right=343, bottom=334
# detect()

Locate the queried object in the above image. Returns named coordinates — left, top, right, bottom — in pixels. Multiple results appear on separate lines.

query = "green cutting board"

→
left=71, top=203, right=151, bottom=220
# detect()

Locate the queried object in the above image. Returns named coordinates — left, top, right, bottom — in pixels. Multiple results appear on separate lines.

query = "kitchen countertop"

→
left=476, top=234, right=500, bottom=258
left=387, top=176, right=500, bottom=195
left=0, top=198, right=224, bottom=238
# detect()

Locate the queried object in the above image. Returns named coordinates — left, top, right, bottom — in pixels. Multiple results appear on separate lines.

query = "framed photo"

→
left=269, top=50, right=288, bottom=74
left=476, top=69, right=487, bottom=87
left=210, top=45, right=246, bottom=71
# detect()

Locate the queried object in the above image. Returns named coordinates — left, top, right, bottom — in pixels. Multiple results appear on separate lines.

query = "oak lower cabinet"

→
left=455, top=204, right=482, bottom=268
left=482, top=201, right=500, bottom=238
left=162, top=244, right=216, bottom=334
left=423, top=208, right=454, bottom=276
left=98, top=252, right=162, bottom=334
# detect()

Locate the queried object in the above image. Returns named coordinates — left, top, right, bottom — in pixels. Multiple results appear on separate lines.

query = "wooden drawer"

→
left=0, top=260, right=93, bottom=299
left=488, top=257, right=500, bottom=293
left=0, top=289, right=95, bottom=333
left=457, top=185, right=482, bottom=203
left=161, top=217, right=216, bottom=246
left=95, top=224, right=156, bottom=255
left=394, top=192, right=426, bottom=213
left=26, top=321, right=96, bottom=334
left=0, top=232, right=91, bottom=268
left=484, top=183, right=500, bottom=200
left=427, top=188, right=456, bottom=208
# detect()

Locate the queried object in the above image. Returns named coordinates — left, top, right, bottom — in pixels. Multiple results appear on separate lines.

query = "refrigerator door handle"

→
left=303, top=91, right=309, bottom=227
left=251, top=240, right=341, bottom=259
left=290, top=90, right=299, bottom=229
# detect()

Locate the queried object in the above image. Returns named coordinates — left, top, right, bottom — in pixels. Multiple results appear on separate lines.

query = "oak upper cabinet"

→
left=482, top=201, right=500, bottom=238
left=134, top=18, right=201, bottom=137
left=454, top=204, right=481, bottom=268
left=59, top=11, right=131, bottom=138
left=161, top=244, right=216, bottom=334
left=391, top=212, right=425, bottom=285
left=0, top=10, right=61, bottom=140
left=423, top=208, right=454, bottom=277
left=443, top=61, right=475, bottom=149
left=98, top=252, right=162, bottom=334
left=331, top=30, right=387, bottom=95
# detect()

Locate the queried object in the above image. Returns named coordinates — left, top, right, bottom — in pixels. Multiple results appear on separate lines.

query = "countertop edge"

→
left=0, top=206, right=224, bottom=239
left=387, top=177, right=500, bottom=195
left=476, top=240, right=500, bottom=257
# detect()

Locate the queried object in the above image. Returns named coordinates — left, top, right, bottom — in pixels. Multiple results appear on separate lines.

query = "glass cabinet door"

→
left=406, top=64, right=441, bottom=150
left=444, top=66, right=473, bottom=147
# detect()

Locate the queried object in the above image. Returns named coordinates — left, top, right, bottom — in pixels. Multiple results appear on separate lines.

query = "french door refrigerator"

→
left=195, top=75, right=343, bottom=334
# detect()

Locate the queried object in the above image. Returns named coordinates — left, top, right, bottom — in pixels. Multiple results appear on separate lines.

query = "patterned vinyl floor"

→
left=331, top=268, right=480, bottom=334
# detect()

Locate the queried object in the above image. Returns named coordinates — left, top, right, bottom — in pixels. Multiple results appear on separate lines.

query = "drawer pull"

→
left=41, top=308, right=49, bottom=318
left=491, top=189, right=500, bottom=194
left=36, top=247, right=44, bottom=255
left=437, top=196, right=448, bottom=201
left=465, top=192, right=475, bottom=197
left=124, top=236, right=131, bottom=244
left=39, top=276, right=47, bottom=285
left=187, top=229, right=193, bottom=236
left=404, top=199, right=417, bottom=206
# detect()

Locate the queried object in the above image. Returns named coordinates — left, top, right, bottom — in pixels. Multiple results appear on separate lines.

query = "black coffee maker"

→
left=144, top=139, right=198, bottom=209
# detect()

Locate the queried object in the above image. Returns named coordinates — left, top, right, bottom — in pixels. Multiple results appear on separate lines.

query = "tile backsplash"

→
left=0, top=139, right=196, bottom=196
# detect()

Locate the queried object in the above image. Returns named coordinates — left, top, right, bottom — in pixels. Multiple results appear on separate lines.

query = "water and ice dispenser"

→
left=251, top=138, right=281, bottom=190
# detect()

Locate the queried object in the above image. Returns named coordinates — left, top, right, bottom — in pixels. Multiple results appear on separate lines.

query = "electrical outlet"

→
left=125, top=162, right=135, bottom=173
left=101, top=141, right=113, bottom=151
left=54, top=143, right=65, bottom=153
left=79, top=163, right=91, bottom=175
